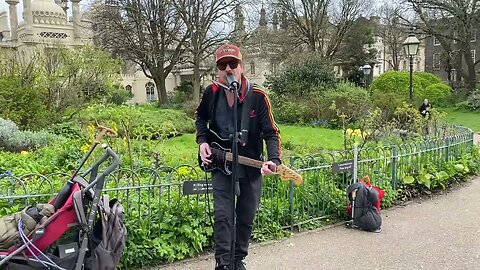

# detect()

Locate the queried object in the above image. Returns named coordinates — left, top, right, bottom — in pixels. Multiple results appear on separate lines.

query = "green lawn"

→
left=153, top=107, right=480, bottom=166
left=438, top=107, right=480, bottom=132
left=279, top=125, right=344, bottom=154
left=157, top=125, right=344, bottom=165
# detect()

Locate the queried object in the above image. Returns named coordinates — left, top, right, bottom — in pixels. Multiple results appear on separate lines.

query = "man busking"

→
left=195, top=43, right=282, bottom=270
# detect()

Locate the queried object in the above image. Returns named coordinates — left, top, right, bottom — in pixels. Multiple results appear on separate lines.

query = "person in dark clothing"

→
left=419, top=99, right=432, bottom=118
left=195, top=43, right=281, bottom=270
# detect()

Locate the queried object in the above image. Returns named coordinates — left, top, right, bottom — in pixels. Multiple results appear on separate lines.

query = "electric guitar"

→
left=198, top=130, right=303, bottom=186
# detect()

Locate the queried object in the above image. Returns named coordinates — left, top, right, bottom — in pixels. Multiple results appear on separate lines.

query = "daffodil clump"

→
left=345, top=128, right=370, bottom=138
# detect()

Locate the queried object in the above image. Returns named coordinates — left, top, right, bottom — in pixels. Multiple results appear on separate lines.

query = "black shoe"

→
left=235, top=260, right=247, bottom=270
left=215, top=266, right=229, bottom=270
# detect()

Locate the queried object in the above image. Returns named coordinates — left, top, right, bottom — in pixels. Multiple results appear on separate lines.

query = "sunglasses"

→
left=217, top=60, right=240, bottom=71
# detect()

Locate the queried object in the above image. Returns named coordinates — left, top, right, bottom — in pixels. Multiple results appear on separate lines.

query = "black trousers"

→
left=212, top=171, right=262, bottom=268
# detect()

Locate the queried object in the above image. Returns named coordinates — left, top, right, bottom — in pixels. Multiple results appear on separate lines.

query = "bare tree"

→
left=275, top=0, right=372, bottom=60
left=378, top=3, right=409, bottom=71
left=172, top=0, right=237, bottom=102
left=405, top=0, right=480, bottom=91
left=91, top=0, right=188, bottom=105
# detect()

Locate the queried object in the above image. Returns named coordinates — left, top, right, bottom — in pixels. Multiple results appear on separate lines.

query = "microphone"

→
left=226, top=74, right=239, bottom=90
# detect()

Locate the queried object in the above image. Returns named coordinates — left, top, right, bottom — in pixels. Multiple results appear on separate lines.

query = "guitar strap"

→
left=239, top=81, right=253, bottom=146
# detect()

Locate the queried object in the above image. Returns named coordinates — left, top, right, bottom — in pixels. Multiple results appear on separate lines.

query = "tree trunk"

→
left=459, top=44, right=477, bottom=92
left=463, top=52, right=477, bottom=92
left=193, top=53, right=201, bottom=102
left=153, top=72, right=168, bottom=105
left=464, top=68, right=477, bottom=92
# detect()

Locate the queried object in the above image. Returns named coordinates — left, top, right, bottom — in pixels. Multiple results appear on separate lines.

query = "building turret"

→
left=272, top=11, right=278, bottom=31
left=71, top=0, right=81, bottom=41
left=259, top=7, right=267, bottom=27
left=23, top=0, right=34, bottom=38
left=5, top=0, right=19, bottom=41
left=0, top=10, right=11, bottom=41
left=280, top=10, right=287, bottom=30
left=233, top=5, right=245, bottom=44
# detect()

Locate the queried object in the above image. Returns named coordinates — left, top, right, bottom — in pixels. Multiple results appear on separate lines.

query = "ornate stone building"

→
left=0, top=0, right=88, bottom=50
left=0, top=0, right=206, bottom=104
left=231, top=5, right=288, bottom=86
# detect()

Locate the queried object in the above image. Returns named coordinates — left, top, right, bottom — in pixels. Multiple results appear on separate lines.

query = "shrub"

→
left=170, top=81, right=194, bottom=104
left=270, top=92, right=319, bottom=124
left=266, top=53, right=337, bottom=124
left=421, top=83, right=452, bottom=106
left=183, top=100, right=199, bottom=119
left=369, top=71, right=424, bottom=103
left=0, top=118, right=18, bottom=143
left=0, top=76, right=51, bottom=130
left=0, top=117, right=57, bottom=152
left=266, top=52, right=337, bottom=97
left=109, top=87, right=134, bottom=105
left=370, top=91, right=404, bottom=120
left=77, top=104, right=195, bottom=139
left=466, top=90, right=480, bottom=111
left=415, top=72, right=444, bottom=89
left=391, top=102, right=424, bottom=133
left=319, top=82, right=372, bottom=125
left=46, top=122, right=84, bottom=139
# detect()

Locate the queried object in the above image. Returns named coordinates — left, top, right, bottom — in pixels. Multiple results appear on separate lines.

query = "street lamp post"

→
left=361, top=64, right=372, bottom=88
left=403, top=30, right=420, bottom=102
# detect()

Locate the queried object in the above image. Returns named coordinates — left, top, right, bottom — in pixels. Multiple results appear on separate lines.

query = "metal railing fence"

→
left=0, top=125, right=475, bottom=262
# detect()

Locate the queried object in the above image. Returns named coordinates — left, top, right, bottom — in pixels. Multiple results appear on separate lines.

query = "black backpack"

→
left=74, top=194, right=127, bottom=270
left=347, top=183, right=382, bottom=232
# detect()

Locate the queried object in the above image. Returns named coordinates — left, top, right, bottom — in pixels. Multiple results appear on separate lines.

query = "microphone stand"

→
left=228, top=78, right=240, bottom=270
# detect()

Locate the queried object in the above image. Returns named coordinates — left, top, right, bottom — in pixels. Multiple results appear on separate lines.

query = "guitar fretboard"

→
left=212, top=148, right=263, bottom=169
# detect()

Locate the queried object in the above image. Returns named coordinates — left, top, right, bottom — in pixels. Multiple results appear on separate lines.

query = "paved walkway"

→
left=153, top=176, right=480, bottom=270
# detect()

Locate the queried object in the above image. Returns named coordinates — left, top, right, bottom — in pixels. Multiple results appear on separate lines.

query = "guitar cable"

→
left=203, top=169, right=214, bottom=228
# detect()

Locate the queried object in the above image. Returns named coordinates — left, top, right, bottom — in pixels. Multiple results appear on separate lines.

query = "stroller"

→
left=345, top=176, right=384, bottom=232
left=0, top=125, right=126, bottom=269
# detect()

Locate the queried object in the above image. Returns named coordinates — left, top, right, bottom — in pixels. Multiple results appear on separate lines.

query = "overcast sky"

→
left=1, top=0, right=385, bottom=31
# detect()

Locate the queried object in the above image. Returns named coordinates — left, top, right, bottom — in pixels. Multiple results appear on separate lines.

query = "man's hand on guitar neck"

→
left=261, top=161, right=277, bottom=176
left=199, top=143, right=212, bottom=165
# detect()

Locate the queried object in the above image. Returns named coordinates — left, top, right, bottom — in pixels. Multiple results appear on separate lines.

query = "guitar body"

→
left=199, top=141, right=234, bottom=175
left=198, top=130, right=236, bottom=175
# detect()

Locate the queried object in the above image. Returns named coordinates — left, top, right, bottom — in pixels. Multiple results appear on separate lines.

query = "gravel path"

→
left=152, top=177, right=480, bottom=270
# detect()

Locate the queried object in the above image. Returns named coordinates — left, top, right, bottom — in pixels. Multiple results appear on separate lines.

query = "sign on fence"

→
left=332, top=159, right=354, bottom=173
left=182, top=180, right=213, bottom=195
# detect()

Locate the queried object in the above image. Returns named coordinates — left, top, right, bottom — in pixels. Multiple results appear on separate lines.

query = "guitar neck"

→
left=224, top=152, right=263, bottom=169
left=208, top=147, right=303, bottom=186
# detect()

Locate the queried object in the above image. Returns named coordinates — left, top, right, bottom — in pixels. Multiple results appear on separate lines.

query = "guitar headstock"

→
left=277, top=164, right=303, bottom=186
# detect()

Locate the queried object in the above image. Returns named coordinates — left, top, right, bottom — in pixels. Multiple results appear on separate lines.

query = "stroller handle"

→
left=82, top=144, right=120, bottom=194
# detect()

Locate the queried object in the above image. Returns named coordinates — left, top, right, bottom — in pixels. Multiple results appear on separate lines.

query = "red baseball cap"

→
left=215, top=43, right=243, bottom=63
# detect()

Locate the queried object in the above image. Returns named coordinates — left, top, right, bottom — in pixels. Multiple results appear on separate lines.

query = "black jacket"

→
left=419, top=103, right=432, bottom=116
left=195, top=78, right=282, bottom=177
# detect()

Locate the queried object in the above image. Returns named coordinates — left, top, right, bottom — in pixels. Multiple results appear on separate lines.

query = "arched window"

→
left=125, top=85, right=132, bottom=94
left=145, top=82, right=156, bottom=101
